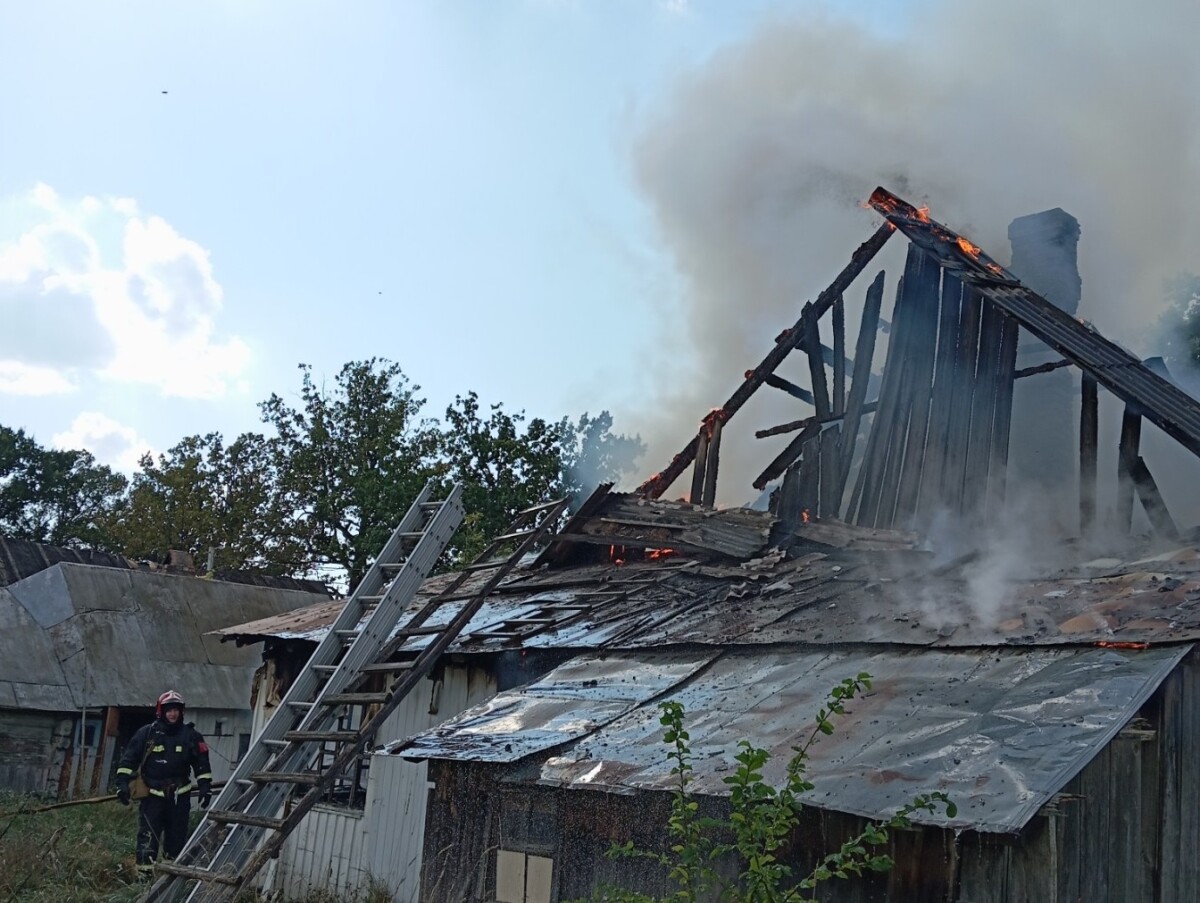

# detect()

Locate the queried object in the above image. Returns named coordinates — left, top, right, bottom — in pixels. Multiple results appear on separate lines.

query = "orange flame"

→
left=801, top=508, right=811, bottom=524
left=647, top=548, right=676, bottom=560
left=609, top=545, right=626, bottom=566
left=955, top=236, right=983, bottom=259
left=1096, top=641, right=1149, bottom=650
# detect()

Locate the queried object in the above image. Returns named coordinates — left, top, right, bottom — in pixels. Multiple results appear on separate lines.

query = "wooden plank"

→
left=893, top=251, right=942, bottom=527
left=1131, top=456, right=1180, bottom=540
left=1116, top=406, right=1142, bottom=533
left=802, top=302, right=832, bottom=421
left=1015, top=358, right=1072, bottom=379
left=917, top=270, right=964, bottom=524
left=819, top=424, right=840, bottom=518
left=940, top=287, right=983, bottom=515
left=756, top=402, right=879, bottom=439
left=836, top=270, right=885, bottom=506
left=985, top=312, right=1020, bottom=515
left=1080, top=376, right=1098, bottom=536
left=636, top=222, right=894, bottom=499
left=833, top=295, right=846, bottom=416
left=874, top=247, right=931, bottom=528
left=855, top=248, right=922, bottom=527
left=963, top=298, right=1004, bottom=512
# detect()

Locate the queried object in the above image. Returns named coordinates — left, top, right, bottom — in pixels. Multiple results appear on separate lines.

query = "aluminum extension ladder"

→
left=142, top=481, right=569, bottom=902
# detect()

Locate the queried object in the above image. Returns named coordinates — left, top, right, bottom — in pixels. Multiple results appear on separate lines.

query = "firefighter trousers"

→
left=136, top=791, right=191, bottom=865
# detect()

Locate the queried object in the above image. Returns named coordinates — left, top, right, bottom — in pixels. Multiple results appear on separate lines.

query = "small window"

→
left=236, top=733, right=251, bottom=763
left=496, top=851, right=553, bottom=903
left=214, top=719, right=226, bottom=737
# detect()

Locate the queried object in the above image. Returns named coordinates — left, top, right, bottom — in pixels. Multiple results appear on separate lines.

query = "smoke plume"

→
left=623, top=0, right=1200, bottom=507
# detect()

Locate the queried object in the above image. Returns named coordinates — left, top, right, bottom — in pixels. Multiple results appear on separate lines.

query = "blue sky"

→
left=4, top=0, right=1195, bottom=500
left=0, top=0, right=859, bottom=470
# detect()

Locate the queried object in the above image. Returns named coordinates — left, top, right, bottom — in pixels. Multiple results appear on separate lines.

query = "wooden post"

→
left=1116, top=406, right=1142, bottom=533
left=1079, top=376, right=1098, bottom=536
left=963, top=300, right=1003, bottom=515
left=91, top=706, right=120, bottom=796
left=917, top=271, right=964, bottom=524
left=700, top=418, right=723, bottom=509
left=690, top=428, right=709, bottom=506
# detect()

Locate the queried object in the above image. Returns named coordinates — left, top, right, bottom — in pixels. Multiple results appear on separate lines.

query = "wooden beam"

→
left=754, top=419, right=821, bottom=490
left=1131, top=456, right=1180, bottom=540
left=637, top=222, right=895, bottom=499
left=763, top=372, right=816, bottom=405
left=940, top=287, right=983, bottom=515
left=700, top=417, right=723, bottom=509
left=756, top=401, right=880, bottom=439
left=962, top=299, right=1003, bottom=512
left=1116, top=406, right=1142, bottom=533
left=1079, top=376, right=1098, bottom=536
left=689, top=428, right=709, bottom=506
left=1015, top=358, right=1072, bottom=379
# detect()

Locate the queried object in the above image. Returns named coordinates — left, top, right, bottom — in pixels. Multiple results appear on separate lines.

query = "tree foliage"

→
left=109, top=432, right=305, bottom=574
left=1153, top=272, right=1200, bottom=370
left=260, top=360, right=444, bottom=587
left=3, top=358, right=644, bottom=584
left=0, top=425, right=127, bottom=548
left=589, top=676, right=956, bottom=903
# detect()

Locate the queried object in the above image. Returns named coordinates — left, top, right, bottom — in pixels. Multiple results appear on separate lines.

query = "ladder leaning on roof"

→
left=140, top=480, right=570, bottom=903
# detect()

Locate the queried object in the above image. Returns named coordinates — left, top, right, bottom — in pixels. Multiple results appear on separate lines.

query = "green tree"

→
left=440, top=392, right=574, bottom=562
left=561, top=411, right=646, bottom=502
left=260, top=359, right=443, bottom=588
left=109, top=432, right=304, bottom=574
left=0, top=424, right=127, bottom=548
left=1154, top=272, right=1200, bottom=369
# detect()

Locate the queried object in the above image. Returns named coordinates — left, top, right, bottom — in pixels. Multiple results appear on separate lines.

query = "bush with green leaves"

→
left=591, top=674, right=955, bottom=903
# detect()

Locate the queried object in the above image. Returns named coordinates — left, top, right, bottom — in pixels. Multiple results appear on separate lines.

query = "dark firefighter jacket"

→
left=116, top=719, right=212, bottom=796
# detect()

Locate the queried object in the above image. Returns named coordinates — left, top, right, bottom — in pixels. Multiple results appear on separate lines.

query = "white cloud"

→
left=0, top=361, right=76, bottom=395
left=0, top=183, right=250, bottom=399
left=52, top=411, right=155, bottom=472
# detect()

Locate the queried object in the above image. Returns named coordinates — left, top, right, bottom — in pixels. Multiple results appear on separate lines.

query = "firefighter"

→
left=115, top=690, right=213, bottom=872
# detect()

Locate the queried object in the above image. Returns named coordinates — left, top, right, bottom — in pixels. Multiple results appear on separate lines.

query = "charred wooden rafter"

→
left=636, top=222, right=895, bottom=499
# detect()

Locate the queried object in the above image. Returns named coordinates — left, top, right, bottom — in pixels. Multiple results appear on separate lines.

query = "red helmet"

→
left=156, top=690, right=185, bottom=718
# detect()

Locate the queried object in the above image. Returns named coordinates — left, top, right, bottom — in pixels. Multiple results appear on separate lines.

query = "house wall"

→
left=184, top=708, right=255, bottom=784
left=268, top=662, right=498, bottom=902
left=0, top=710, right=69, bottom=795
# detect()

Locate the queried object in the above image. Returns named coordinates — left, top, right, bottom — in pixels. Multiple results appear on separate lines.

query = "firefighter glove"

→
left=116, top=784, right=131, bottom=806
left=198, top=779, right=212, bottom=810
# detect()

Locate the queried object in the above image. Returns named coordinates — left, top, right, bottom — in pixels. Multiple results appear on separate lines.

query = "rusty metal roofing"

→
left=392, top=643, right=1189, bottom=833
left=213, top=541, right=1200, bottom=653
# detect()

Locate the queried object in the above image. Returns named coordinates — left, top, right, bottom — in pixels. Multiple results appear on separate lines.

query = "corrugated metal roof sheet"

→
left=214, top=543, right=1200, bottom=653
left=396, top=651, right=716, bottom=763
left=393, top=644, right=1189, bottom=833
left=0, top=563, right=328, bottom=711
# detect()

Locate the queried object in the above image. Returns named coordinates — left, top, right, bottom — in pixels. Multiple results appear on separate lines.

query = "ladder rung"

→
left=517, top=499, right=564, bottom=516
left=283, top=730, right=361, bottom=743
left=377, top=562, right=406, bottom=572
left=207, top=810, right=286, bottom=831
left=322, top=692, right=390, bottom=705
left=491, top=528, right=538, bottom=543
left=420, top=501, right=443, bottom=510
left=313, top=664, right=338, bottom=674
left=357, top=660, right=416, bottom=673
left=335, top=629, right=360, bottom=639
left=153, top=861, right=240, bottom=885
left=261, top=738, right=289, bottom=748
left=394, top=625, right=444, bottom=636
left=463, top=559, right=504, bottom=572
left=287, top=700, right=314, bottom=709
left=358, top=594, right=384, bottom=603
left=251, top=771, right=322, bottom=785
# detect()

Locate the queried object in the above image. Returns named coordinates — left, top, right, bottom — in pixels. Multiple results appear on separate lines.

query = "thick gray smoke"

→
left=623, top=0, right=1200, bottom=507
